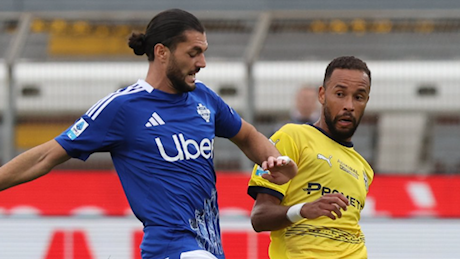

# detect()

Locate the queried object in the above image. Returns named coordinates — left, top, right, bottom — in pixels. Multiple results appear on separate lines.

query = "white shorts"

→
left=179, top=250, right=217, bottom=259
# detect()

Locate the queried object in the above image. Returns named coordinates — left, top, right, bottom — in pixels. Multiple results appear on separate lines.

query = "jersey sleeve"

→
left=247, top=125, right=300, bottom=200
left=210, top=89, right=242, bottom=139
left=54, top=95, right=126, bottom=161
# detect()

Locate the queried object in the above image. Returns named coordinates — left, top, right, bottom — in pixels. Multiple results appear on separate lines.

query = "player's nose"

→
left=196, top=53, right=206, bottom=68
left=343, top=96, right=355, bottom=112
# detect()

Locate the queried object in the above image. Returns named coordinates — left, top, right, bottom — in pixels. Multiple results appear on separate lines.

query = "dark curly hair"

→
left=323, top=56, right=371, bottom=87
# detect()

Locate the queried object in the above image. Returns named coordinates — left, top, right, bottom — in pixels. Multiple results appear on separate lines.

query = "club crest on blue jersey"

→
left=67, top=118, right=89, bottom=140
left=197, top=103, right=210, bottom=122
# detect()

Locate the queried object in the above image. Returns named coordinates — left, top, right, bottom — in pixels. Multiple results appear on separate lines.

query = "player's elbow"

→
left=251, top=217, right=264, bottom=233
left=250, top=210, right=269, bottom=232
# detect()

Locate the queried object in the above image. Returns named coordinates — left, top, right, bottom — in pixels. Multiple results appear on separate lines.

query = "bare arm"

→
left=0, top=139, right=71, bottom=191
left=230, top=119, right=280, bottom=165
left=251, top=193, right=292, bottom=232
left=230, top=119, right=297, bottom=184
left=251, top=193, right=350, bottom=232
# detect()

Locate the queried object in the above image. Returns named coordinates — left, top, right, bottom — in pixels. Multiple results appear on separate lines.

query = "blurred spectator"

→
left=290, top=85, right=321, bottom=124
left=268, top=85, right=321, bottom=137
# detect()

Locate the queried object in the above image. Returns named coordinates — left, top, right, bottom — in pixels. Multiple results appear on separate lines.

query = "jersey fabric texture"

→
left=248, top=123, right=374, bottom=259
left=55, top=79, right=242, bottom=259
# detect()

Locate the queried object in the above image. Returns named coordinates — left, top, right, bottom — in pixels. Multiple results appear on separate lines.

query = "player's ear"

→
left=154, top=43, right=169, bottom=63
left=318, top=85, right=326, bottom=105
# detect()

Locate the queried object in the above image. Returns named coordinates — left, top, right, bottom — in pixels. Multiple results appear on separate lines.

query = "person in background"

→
left=248, top=56, right=374, bottom=259
left=271, top=85, right=320, bottom=136
left=290, top=85, right=321, bottom=124
left=0, top=9, right=296, bottom=259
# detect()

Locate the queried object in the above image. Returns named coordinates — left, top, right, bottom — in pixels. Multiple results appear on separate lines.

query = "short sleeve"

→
left=212, top=92, right=242, bottom=139
left=55, top=96, right=125, bottom=161
left=247, top=126, right=300, bottom=200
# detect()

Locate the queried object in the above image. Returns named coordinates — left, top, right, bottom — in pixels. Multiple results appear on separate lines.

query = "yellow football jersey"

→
left=248, top=124, right=374, bottom=259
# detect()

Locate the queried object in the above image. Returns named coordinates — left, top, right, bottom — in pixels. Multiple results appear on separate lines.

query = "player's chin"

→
left=187, top=83, right=196, bottom=92
left=180, top=82, right=196, bottom=93
left=338, top=127, right=354, bottom=135
left=336, top=129, right=355, bottom=141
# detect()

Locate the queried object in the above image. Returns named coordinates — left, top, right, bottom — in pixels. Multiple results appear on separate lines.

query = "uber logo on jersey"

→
left=155, top=133, right=214, bottom=162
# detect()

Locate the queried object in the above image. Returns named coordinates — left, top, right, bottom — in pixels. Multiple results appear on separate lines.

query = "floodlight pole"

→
left=3, top=13, right=32, bottom=164
left=244, top=12, right=271, bottom=125
left=241, top=12, right=271, bottom=170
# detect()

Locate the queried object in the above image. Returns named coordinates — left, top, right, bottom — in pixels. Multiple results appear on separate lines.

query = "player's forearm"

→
left=243, top=133, right=280, bottom=165
left=251, top=202, right=293, bottom=232
left=231, top=121, right=280, bottom=165
left=0, top=140, right=70, bottom=191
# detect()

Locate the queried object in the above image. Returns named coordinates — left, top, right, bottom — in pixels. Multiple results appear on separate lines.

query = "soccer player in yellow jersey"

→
left=248, top=56, right=374, bottom=259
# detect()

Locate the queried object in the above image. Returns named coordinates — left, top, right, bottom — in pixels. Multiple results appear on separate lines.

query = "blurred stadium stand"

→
left=2, top=0, right=460, bottom=12
left=1, top=1, right=460, bottom=174
left=431, top=116, right=460, bottom=173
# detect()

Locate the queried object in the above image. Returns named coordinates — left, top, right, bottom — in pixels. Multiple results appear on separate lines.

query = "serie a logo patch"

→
left=255, top=166, right=269, bottom=177
left=67, top=118, right=89, bottom=140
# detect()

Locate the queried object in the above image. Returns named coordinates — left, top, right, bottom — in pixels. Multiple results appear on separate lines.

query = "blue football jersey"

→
left=55, top=79, right=242, bottom=258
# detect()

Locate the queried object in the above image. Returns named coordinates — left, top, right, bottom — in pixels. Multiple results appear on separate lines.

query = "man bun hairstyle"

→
left=323, top=56, right=371, bottom=87
left=128, top=8, right=205, bottom=61
left=128, top=32, right=147, bottom=56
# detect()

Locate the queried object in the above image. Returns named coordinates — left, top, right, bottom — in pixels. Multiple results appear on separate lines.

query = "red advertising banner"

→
left=1, top=171, right=460, bottom=259
left=0, top=170, right=458, bottom=217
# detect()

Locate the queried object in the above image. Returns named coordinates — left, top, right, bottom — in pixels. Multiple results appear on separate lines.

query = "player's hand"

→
left=300, top=193, right=349, bottom=220
left=261, top=156, right=297, bottom=185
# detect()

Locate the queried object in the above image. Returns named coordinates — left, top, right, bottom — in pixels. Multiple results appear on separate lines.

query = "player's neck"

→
left=313, top=119, right=328, bottom=134
left=145, top=63, right=178, bottom=94
left=145, top=77, right=178, bottom=94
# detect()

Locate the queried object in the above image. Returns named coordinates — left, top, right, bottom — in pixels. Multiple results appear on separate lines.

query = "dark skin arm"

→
left=251, top=192, right=350, bottom=232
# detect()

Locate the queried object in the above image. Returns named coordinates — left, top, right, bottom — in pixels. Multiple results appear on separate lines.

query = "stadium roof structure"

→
left=2, top=0, right=460, bottom=12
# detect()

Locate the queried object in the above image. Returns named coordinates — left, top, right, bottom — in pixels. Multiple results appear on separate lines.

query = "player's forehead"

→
left=178, top=30, right=208, bottom=52
left=327, top=69, right=370, bottom=92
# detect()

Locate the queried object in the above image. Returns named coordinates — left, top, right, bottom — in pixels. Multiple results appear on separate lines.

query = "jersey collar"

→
left=136, top=79, right=154, bottom=93
left=309, top=124, right=354, bottom=148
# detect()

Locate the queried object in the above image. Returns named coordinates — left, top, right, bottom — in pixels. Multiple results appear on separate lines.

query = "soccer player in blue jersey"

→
left=0, top=9, right=296, bottom=259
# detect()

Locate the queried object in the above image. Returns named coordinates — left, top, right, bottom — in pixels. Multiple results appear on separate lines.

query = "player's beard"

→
left=166, top=55, right=196, bottom=93
left=323, top=101, right=361, bottom=142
